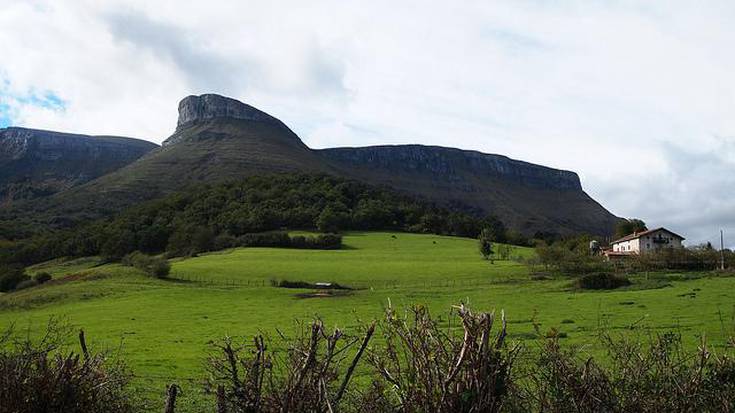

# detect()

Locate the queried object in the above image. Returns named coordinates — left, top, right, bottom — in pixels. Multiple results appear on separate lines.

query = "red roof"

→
left=611, top=227, right=685, bottom=244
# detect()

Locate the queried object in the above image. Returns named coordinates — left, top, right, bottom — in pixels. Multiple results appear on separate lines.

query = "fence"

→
left=169, top=274, right=517, bottom=291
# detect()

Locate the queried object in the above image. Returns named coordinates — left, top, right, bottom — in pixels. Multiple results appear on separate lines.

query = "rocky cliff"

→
left=175, top=94, right=284, bottom=129
left=321, top=145, right=582, bottom=191
left=7, top=94, right=619, bottom=236
left=0, top=127, right=157, bottom=202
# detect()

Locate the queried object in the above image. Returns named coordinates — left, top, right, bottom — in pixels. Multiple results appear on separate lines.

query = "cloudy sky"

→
left=1, top=1, right=734, bottom=246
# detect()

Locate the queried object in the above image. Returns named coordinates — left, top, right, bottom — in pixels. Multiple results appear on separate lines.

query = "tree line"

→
left=0, top=174, right=515, bottom=266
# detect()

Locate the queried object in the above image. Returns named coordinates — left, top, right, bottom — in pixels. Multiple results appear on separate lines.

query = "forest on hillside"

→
left=0, top=174, right=514, bottom=266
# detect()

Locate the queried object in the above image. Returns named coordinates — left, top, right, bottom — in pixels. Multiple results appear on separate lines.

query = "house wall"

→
left=612, top=229, right=683, bottom=254
left=612, top=238, right=640, bottom=253
left=638, top=229, right=683, bottom=252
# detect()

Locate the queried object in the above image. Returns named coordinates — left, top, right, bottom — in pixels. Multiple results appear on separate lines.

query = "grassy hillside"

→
left=1, top=232, right=734, bottom=411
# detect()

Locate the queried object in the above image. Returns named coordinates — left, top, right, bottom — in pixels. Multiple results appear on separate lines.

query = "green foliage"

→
left=615, top=218, right=647, bottom=238
left=316, top=206, right=343, bottom=233
left=14, top=279, right=38, bottom=291
left=497, top=244, right=513, bottom=260
left=3, top=174, right=508, bottom=266
left=33, top=272, right=52, bottom=284
left=0, top=265, right=29, bottom=292
left=121, top=252, right=171, bottom=278
left=630, top=247, right=730, bottom=272
left=479, top=228, right=494, bottom=260
left=575, top=272, right=631, bottom=290
left=534, top=235, right=609, bottom=275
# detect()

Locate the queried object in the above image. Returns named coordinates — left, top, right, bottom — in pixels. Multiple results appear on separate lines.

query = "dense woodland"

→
left=0, top=174, right=512, bottom=267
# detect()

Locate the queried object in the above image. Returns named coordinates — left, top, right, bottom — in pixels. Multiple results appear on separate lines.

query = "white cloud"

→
left=1, top=0, right=734, bottom=246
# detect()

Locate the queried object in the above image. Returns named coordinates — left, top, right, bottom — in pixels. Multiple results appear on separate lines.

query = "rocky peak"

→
left=176, top=94, right=283, bottom=130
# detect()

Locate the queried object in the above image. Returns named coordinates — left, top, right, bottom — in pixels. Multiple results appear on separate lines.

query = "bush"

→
left=576, top=272, right=631, bottom=290
left=365, top=304, right=517, bottom=412
left=0, top=319, right=137, bottom=413
left=523, top=332, right=735, bottom=412
left=33, top=272, right=52, bottom=284
left=0, top=265, right=29, bottom=292
left=206, top=319, right=376, bottom=412
left=213, top=233, right=237, bottom=250
left=14, top=279, right=38, bottom=291
left=237, top=232, right=342, bottom=250
left=122, top=252, right=171, bottom=278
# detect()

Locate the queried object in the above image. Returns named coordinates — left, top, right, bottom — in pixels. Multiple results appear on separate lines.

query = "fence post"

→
left=164, top=384, right=178, bottom=413
left=78, top=329, right=89, bottom=360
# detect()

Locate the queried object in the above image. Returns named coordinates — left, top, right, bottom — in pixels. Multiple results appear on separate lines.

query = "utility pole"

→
left=720, top=229, right=725, bottom=270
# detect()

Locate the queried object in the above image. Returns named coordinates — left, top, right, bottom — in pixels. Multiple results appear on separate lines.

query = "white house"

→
left=610, top=227, right=685, bottom=255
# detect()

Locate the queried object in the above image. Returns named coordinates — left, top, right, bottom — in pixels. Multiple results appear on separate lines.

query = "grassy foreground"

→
left=1, top=231, right=734, bottom=411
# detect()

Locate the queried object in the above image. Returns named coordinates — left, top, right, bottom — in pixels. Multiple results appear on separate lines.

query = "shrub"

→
left=0, top=265, right=29, bottom=292
left=365, top=304, right=518, bottom=412
left=206, top=320, right=375, bottom=412
left=213, top=233, right=237, bottom=250
left=236, top=232, right=342, bottom=250
left=0, top=319, right=137, bottom=413
left=14, top=279, right=38, bottom=291
left=122, top=252, right=171, bottom=278
left=523, top=332, right=735, bottom=412
left=33, top=272, right=52, bottom=284
left=576, top=272, right=631, bottom=290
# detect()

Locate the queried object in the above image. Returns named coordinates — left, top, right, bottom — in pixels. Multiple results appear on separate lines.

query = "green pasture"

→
left=1, top=231, right=734, bottom=411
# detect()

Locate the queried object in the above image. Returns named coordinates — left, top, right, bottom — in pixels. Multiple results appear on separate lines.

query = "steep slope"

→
left=319, top=145, right=617, bottom=235
left=37, top=95, right=331, bottom=219
left=0, top=127, right=156, bottom=203
left=14, top=94, right=618, bottom=236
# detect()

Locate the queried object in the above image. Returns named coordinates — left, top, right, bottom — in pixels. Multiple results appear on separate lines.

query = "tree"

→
left=497, top=244, right=513, bottom=260
left=0, top=265, right=29, bottom=292
left=100, top=230, right=137, bottom=261
left=478, top=229, right=494, bottom=263
left=615, top=218, right=647, bottom=238
left=316, top=207, right=341, bottom=233
left=192, top=227, right=215, bottom=254
left=480, top=216, right=507, bottom=243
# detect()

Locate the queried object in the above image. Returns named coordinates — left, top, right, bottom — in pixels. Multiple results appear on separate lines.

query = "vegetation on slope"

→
left=0, top=174, right=511, bottom=266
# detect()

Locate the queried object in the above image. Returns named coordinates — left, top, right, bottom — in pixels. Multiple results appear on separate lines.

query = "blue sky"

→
left=0, top=0, right=734, bottom=247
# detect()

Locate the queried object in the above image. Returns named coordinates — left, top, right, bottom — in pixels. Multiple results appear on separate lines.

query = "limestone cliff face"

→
left=176, top=94, right=283, bottom=129
left=321, top=145, right=582, bottom=191
left=319, top=144, right=615, bottom=235
left=6, top=94, right=618, bottom=236
left=0, top=127, right=157, bottom=201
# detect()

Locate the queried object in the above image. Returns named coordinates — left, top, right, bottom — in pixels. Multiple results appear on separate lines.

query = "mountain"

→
left=9, top=94, right=619, bottom=236
left=0, top=127, right=157, bottom=203
left=319, top=145, right=616, bottom=235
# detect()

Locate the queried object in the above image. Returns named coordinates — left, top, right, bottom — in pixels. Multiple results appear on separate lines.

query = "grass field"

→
left=1, top=231, right=734, bottom=411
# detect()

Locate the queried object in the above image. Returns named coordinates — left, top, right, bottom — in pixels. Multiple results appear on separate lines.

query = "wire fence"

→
left=169, top=274, right=517, bottom=290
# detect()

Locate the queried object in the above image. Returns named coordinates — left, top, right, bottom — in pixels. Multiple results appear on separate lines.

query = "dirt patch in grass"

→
left=272, top=279, right=353, bottom=290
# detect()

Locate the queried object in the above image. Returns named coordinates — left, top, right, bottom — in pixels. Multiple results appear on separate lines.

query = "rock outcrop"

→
left=321, top=145, right=582, bottom=191
left=0, top=127, right=157, bottom=202
left=176, top=94, right=284, bottom=130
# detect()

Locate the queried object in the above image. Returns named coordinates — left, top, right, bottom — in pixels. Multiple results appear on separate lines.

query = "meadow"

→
left=1, top=231, right=733, bottom=411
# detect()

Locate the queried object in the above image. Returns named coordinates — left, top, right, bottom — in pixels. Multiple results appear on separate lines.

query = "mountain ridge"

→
left=2, top=94, right=619, bottom=236
left=0, top=126, right=157, bottom=203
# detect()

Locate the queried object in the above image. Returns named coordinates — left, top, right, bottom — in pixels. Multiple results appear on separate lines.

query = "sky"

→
left=0, top=1, right=734, bottom=247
